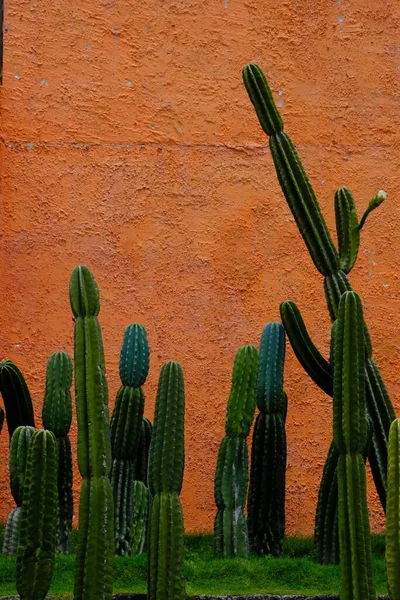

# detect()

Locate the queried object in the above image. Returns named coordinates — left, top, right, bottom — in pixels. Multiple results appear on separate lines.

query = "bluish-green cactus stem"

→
left=0, top=360, right=35, bottom=439
left=119, top=324, right=150, bottom=388
left=257, top=323, right=285, bottom=413
left=110, top=387, right=145, bottom=462
left=16, top=429, right=58, bottom=600
left=385, top=418, right=400, bottom=600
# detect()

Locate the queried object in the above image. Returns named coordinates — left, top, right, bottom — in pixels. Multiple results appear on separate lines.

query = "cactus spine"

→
left=248, top=323, right=287, bottom=557
left=42, top=351, right=73, bottom=553
left=386, top=418, right=400, bottom=600
left=148, top=361, right=186, bottom=600
left=243, top=64, right=394, bottom=516
left=110, top=324, right=149, bottom=556
left=16, top=429, right=58, bottom=600
left=2, top=425, right=36, bottom=555
left=333, top=291, right=375, bottom=600
left=214, top=345, right=258, bottom=557
left=70, top=265, right=113, bottom=600
left=0, top=360, right=35, bottom=439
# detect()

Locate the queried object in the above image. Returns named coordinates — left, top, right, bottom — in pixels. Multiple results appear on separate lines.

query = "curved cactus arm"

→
left=225, top=345, right=258, bottom=437
left=358, top=190, right=386, bottom=231
left=335, top=187, right=360, bottom=275
left=257, top=323, right=285, bottom=413
left=0, top=360, right=35, bottom=438
left=242, top=63, right=339, bottom=276
left=386, top=418, right=400, bottom=599
left=280, top=301, right=332, bottom=396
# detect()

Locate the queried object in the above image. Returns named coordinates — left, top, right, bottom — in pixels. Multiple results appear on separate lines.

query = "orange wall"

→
left=0, top=0, right=399, bottom=535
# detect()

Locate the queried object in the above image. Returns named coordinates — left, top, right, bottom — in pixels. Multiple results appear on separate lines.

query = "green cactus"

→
left=333, top=291, right=375, bottom=600
left=214, top=345, right=258, bottom=557
left=2, top=425, right=36, bottom=555
left=110, top=324, right=149, bottom=556
left=243, top=64, right=394, bottom=514
left=248, top=323, right=287, bottom=557
left=130, top=480, right=149, bottom=555
left=42, top=351, right=73, bottom=553
left=16, top=429, right=58, bottom=600
left=135, top=417, right=152, bottom=484
left=148, top=361, right=186, bottom=600
left=70, top=265, right=114, bottom=600
left=386, top=418, right=400, bottom=599
left=0, top=360, right=35, bottom=439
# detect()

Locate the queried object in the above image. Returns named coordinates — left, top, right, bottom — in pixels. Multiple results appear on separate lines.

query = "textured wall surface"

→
left=0, top=0, right=399, bottom=534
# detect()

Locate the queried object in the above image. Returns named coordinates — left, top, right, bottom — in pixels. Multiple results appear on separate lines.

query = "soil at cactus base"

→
left=0, top=533, right=388, bottom=597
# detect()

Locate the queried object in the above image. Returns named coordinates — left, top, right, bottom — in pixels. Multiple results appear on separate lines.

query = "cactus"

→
left=148, top=361, right=186, bottom=600
left=0, top=360, right=35, bottom=439
left=16, top=429, right=58, bottom=600
left=42, top=351, right=73, bottom=553
left=247, top=323, right=287, bottom=557
left=386, top=418, right=400, bottom=600
left=0, top=406, right=4, bottom=433
left=110, top=324, right=149, bottom=556
left=333, top=291, right=375, bottom=600
left=214, top=345, right=258, bottom=557
left=2, top=425, right=36, bottom=555
left=243, top=64, right=394, bottom=514
left=70, top=265, right=113, bottom=600
left=136, top=417, right=152, bottom=484
left=130, top=480, right=150, bottom=555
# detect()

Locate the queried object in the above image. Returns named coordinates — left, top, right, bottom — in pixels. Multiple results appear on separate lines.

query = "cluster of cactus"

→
left=131, top=416, right=152, bottom=555
left=386, top=418, right=400, bottom=600
left=110, top=324, right=150, bottom=555
left=148, top=361, right=186, bottom=600
left=2, top=425, right=36, bottom=555
left=70, top=265, right=114, bottom=600
left=242, top=63, right=395, bottom=562
left=16, top=429, right=58, bottom=600
left=333, top=291, right=375, bottom=600
left=214, top=345, right=258, bottom=557
left=248, top=323, right=287, bottom=557
left=0, top=359, right=35, bottom=439
left=42, top=351, right=74, bottom=553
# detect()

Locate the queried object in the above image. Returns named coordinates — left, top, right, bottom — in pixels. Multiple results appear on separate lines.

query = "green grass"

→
left=0, top=530, right=388, bottom=598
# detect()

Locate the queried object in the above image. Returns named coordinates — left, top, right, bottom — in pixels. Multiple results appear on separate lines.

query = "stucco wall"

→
left=0, top=0, right=399, bottom=534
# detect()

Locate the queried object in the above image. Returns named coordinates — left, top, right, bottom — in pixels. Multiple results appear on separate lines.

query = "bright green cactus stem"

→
left=242, top=63, right=394, bottom=512
left=43, top=351, right=73, bottom=554
left=2, top=425, right=36, bottom=555
left=110, top=323, right=149, bottom=556
left=214, top=345, right=258, bottom=558
left=248, top=323, right=287, bottom=557
left=333, top=291, right=375, bottom=600
left=16, top=429, right=58, bottom=600
left=148, top=361, right=186, bottom=600
left=386, top=418, right=400, bottom=600
left=70, top=265, right=114, bottom=600
left=0, top=360, right=35, bottom=439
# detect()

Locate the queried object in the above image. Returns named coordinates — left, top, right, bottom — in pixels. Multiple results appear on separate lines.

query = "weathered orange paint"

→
left=0, top=0, right=399, bottom=536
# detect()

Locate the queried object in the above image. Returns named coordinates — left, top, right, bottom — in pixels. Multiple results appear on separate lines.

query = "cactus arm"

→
left=386, top=418, right=400, bottom=599
left=0, top=360, right=35, bottom=438
left=334, top=187, right=360, bottom=274
left=280, top=301, right=333, bottom=396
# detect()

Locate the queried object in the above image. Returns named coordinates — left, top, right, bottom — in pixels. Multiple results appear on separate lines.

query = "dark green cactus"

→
left=110, top=324, right=149, bottom=556
left=386, top=418, right=400, bottom=600
left=135, top=417, right=152, bottom=484
left=2, top=425, right=36, bottom=555
left=248, top=323, right=287, bottom=557
left=214, top=345, right=258, bottom=557
left=148, top=361, right=186, bottom=600
left=130, top=480, right=149, bottom=555
left=0, top=360, right=35, bottom=439
left=70, top=265, right=114, bottom=600
left=42, top=351, right=73, bottom=554
left=16, top=429, right=58, bottom=600
left=243, top=63, right=394, bottom=515
left=333, top=291, right=375, bottom=600
left=0, top=406, right=4, bottom=433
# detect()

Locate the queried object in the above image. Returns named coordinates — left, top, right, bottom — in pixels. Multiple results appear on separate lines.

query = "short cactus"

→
left=386, top=418, right=400, bottom=600
left=0, top=360, right=35, bottom=439
left=16, top=429, right=58, bottom=600
left=214, top=345, right=258, bottom=557
left=42, top=351, right=73, bottom=553
left=248, top=323, right=287, bottom=557
left=70, top=265, right=114, bottom=600
left=148, top=361, right=186, bottom=600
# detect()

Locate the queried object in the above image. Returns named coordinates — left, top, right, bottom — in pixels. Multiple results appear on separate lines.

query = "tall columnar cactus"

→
left=70, top=265, right=114, bottom=600
left=42, top=351, right=73, bottom=553
left=0, top=360, right=35, bottom=439
left=333, top=291, right=375, bottom=600
left=2, top=425, right=36, bottom=555
left=248, top=323, right=287, bottom=557
left=243, top=64, right=394, bottom=515
left=110, top=324, right=149, bottom=556
left=386, top=418, right=400, bottom=600
left=148, top=361, right=186, bottom=600
left=214, top=345, right=258, bottom=558
left=130, top=417, right=152, bottom=556
left=16, top=429, right=58, bottom=600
